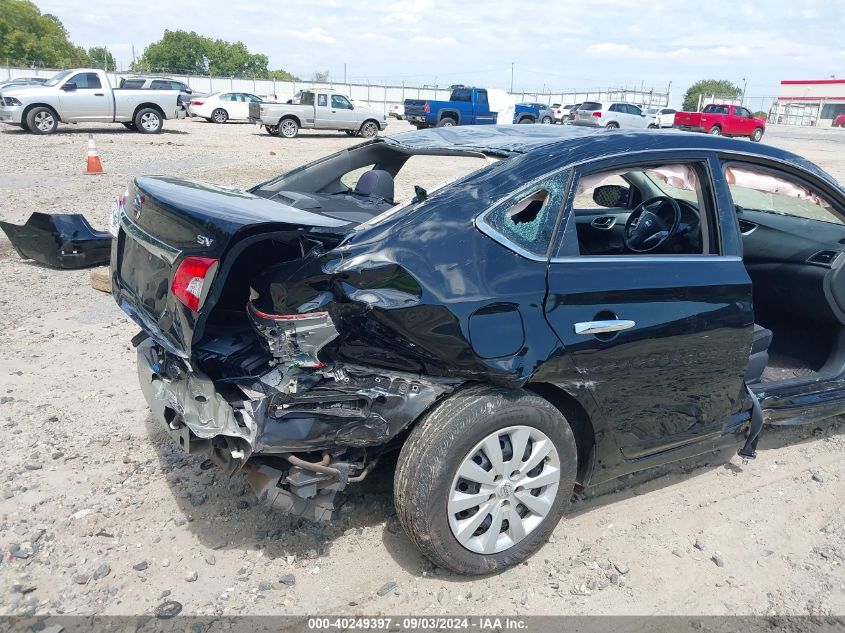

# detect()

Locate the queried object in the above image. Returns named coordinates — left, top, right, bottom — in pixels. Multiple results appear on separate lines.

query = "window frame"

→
left=475, top=167, right=573, bottom=261
left=331, top=94, right=352, bottom=109
left=720, top=159, right=845, bottom=225
left=69, top=73, right=101, bottom=89
left=554, top=154, right=725, bottom=260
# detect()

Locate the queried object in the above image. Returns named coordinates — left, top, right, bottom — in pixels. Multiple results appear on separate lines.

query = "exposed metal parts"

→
left=247, top=301, right=339, bottom=368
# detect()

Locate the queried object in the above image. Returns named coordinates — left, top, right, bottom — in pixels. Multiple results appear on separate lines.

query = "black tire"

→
left=278, top=117, right=299, bottom=138
left=122, top=122, right=137, bottom=130
left=359, top=120, right=380, bottom=138
left=134, top=107, right=163, bottom=134
left=394, top=385, right=578, bottom=576
left=437, top=117, right=456, bottom=127
left=344, top=130, right=356, bottom=136
left=605, top=122, right=619, bottom=129
left=25, top=106, right=59, bottom=134
left=709, top=125, right=722, bottom=136
left=518, top=117, right=533, bottom=124
left=541, top=116, right=552, bottom=124
left=750, top=127, right=764, bottom=142
left=648, top=123, right=658, bottom=129
left=211, top=108, right=229, bottom=124
left=265, top=124, right=279, bottom=136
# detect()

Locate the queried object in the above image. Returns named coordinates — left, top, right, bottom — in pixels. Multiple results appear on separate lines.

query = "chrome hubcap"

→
left=140, top=112, right=159, bottom=131
left=448, top=425, right=560, bottom=555
left=34, top=111, right=54, bottom=131
left=281, top=121, right=296, bottom=137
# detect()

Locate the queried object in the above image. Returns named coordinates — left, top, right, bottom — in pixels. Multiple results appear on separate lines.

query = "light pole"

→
left=510, top=62, right=514, bottom=94
left=741, top=77, right=747, bottom=105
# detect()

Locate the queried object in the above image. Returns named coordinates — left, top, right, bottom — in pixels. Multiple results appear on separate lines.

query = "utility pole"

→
left=510, top=62, right=514, bottom=93
left=344, top=63, right=347, bottom=84
left=741, top=77, right=748, bottom=105
left=131, top=45, right=136, bottom=69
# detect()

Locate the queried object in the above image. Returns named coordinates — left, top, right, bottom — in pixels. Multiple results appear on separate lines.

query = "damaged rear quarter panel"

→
left=250, top=151, right=565, bottom=389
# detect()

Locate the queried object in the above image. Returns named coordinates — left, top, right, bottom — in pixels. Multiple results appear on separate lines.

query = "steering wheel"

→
left=623, top=195, right=682, bottom=253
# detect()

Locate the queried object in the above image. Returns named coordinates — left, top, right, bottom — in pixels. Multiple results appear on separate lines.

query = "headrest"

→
left=354, top=170, right=394, bottom=202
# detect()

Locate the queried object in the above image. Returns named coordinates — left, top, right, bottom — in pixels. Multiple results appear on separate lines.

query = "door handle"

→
left=94, top=93, right=104, bottom=96
left=574, top=319, right=635, bottom=335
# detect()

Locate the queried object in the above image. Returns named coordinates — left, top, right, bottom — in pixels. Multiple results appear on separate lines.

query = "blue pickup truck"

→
left=404, top=86, right=497, bottom=128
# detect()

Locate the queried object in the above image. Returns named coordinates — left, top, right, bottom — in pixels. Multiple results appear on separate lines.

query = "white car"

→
left=389, top=103, right=404, bottom=119
left=189, top=92, right=263, bottom=123
left=645, top=107, right=678, bottom=128
left=572, top=101, right=651, bottom=129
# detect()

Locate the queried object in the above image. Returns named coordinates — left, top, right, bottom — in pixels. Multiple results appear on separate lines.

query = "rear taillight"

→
left=424, top=101, right=430, bottom=114
left=191, top=100, right=204, bottom=106
left=592, top=111, right=602, bottom=118
left=171, top=256, right=217, bottom=312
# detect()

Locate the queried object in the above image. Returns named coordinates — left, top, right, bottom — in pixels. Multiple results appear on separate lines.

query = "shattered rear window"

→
left=480, top=170, right=571, bottom=257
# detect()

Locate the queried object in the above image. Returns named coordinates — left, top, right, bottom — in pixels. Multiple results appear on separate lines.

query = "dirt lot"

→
left=1, top=119, right=844, bottom=619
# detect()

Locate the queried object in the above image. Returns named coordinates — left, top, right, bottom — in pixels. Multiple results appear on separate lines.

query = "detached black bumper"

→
left=0, top=212, right=111, bottom=269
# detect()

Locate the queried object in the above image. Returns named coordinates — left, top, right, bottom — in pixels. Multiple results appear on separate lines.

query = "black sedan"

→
left=109, top=126, right=845, bottom=575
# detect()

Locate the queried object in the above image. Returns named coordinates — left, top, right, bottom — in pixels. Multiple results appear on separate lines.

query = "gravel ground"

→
left=1, top=118, right=844, bottom=618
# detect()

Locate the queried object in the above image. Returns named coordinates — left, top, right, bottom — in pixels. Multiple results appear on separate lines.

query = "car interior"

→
left=572, top=161, right=845, bottom=387
left=251, top=141, right=495, bottom=225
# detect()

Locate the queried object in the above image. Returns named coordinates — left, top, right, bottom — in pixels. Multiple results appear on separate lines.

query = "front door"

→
left=58, top=72, right=111, bottom=121
left=544, top=155, right=753, bottom=465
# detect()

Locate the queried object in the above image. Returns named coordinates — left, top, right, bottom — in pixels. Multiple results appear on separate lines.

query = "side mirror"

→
left=593, top=184, right=629, bottom=208
left=348, top=103, right=355, bottom=110
left=62, top=82, right=77, bottom=91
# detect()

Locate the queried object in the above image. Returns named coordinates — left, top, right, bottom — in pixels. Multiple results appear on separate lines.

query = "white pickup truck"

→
left=0, top=68, right=186, bottom=134
left=248, top=89, right=387, bottom=138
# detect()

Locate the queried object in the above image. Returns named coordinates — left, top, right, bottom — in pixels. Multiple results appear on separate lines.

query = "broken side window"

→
left=480, top=170, right=571, bottom=257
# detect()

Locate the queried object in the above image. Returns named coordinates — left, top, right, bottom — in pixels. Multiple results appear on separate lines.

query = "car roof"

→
left=383, top=125, right=838, bottom=186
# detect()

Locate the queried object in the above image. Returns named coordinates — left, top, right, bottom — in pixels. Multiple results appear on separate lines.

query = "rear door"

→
left=58, top=72, right=111, bottom=121
left=544, top=153, right=753, bottom=462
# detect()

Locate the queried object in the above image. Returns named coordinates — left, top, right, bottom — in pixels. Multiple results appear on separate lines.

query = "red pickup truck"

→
left=833, top=114, right=845, bottom=128
left=674, top=103, right=766, bottom=142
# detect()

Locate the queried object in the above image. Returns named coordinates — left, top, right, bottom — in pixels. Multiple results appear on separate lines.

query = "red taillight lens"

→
left=191, top=100, right=204, bottom=106
left=424, top=101, right=430, bottom=114
left=592, top=111, right=602, bottom=118
left=171, top=257, right=217, bottom=312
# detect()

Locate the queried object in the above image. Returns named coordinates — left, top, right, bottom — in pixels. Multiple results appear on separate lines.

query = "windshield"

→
left=43, top=70, right=74, bottom=87
left=646, top=108, right=659, bottom=115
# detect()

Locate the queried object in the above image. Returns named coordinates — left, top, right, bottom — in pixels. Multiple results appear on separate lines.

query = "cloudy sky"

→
left=37, top=0, right=845, bottom=105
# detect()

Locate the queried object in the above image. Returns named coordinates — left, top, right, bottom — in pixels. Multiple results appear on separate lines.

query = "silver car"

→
left=572, top=101, right=651, bottom=129
left=519, top=102, right=555, bottom=124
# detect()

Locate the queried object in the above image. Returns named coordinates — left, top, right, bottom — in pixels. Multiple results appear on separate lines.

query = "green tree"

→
left=682, top=79, right=742, bottom=112
left=266, top=69, right=297, bottom=81
left=0, top=0, right=91, bottom=67
left=135, top=30, right=296, bottom=79
left=134, top=30, right=209, bottom=74
left=87, top=46, right=116, bottom=71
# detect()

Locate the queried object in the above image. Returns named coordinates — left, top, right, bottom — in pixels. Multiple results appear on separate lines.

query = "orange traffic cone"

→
left=85, top=134, right=104, bottom=175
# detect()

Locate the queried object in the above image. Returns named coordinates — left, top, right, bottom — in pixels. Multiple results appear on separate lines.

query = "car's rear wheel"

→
left=750, top=127, right=764, bottom=142
left=359, top=120, right=379, bottom=138
left=709, top=126, right=722, bottom=135
left=394, top=385, right=578, bottom=575
left=134, top=108, right=163, bottom=134
left=212, top=108, right=229, bottom=124
left=541, top=116, right=552, bottom=124
left=26, top=106, right=59, bottom=134
left=437, top=117, right=456, bottom=127
left=605, top=122, right=619, bottom=129
left=279, top=118, right=299, bottom=138
left=648, top=123, right=658, bottom=129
